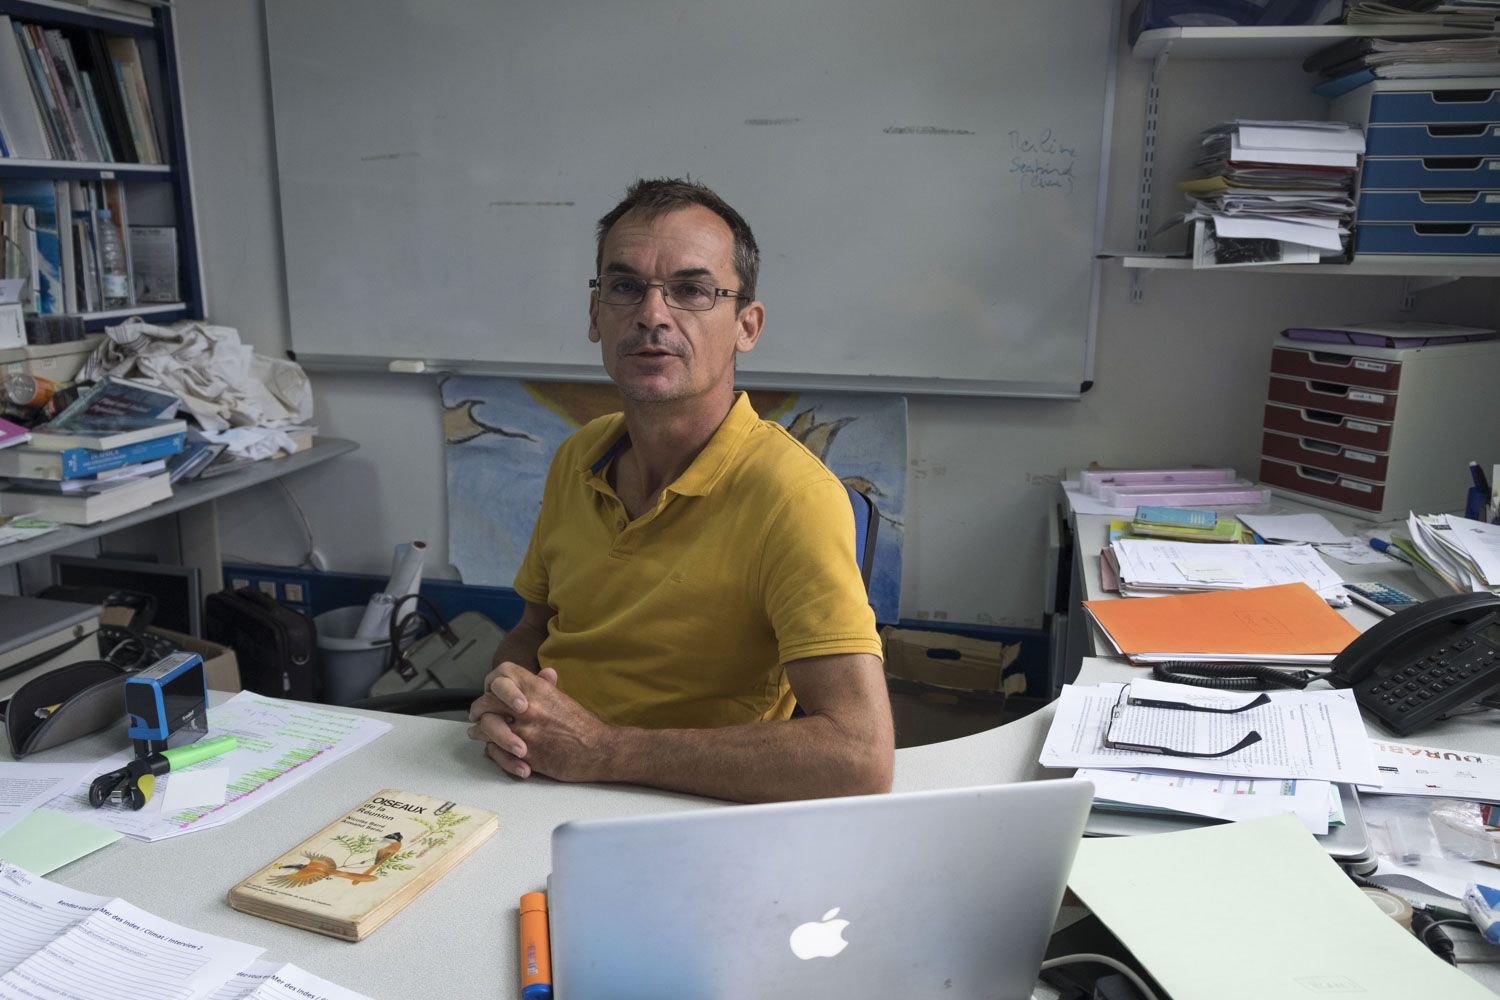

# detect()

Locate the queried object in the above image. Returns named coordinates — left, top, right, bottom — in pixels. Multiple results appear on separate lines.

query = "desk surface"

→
left=0, top=437, right=359, bottom=568
left=10, top=699, right=1050, bottom=999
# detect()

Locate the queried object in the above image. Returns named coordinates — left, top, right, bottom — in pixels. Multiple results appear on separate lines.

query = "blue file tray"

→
left=1357, top=189, right=1500, bottom=223
left=1360, top=156, right=1500, bottom=190
left=1369, top=88, right=1500, bottom=125
left=1365, top=123, right=1500, bottom=158
left=1355, top=222, right=1500, bottom=255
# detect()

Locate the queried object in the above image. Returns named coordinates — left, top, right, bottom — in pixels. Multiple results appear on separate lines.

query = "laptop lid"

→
left=549, top=778, right=1093, bottom=1000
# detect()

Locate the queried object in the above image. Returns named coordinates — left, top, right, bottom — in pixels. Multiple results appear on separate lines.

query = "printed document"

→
left=0, top=861, right=108, bottom=976
left=1237, top=512, right=1348, bottom=545
left=1079, top=767, right=1335, bottom=835
left=1110, top=539, right=1348, bottom=602
left=45, top=693, right=391, bottom=842
left=0, top=763, right=92, bottom=833
left=1360, top=738, right=1500, bottom=801
left=1040, top=682, right=1383, bottom=784
left=0, top=897, right=263, bottom=1000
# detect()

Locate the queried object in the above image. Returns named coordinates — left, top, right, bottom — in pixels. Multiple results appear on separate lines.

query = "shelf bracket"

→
left=1132, top=44, right=1171, bottom=304
left=1400, top=274, right=1459, bottom=311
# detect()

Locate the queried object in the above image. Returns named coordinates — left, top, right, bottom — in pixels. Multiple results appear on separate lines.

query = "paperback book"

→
left=0, top=469, right=169, bottom=523
left=227, top=788, right=498, bottom=942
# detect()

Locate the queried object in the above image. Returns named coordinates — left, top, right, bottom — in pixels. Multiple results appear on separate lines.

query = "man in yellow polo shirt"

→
left=466, top=178, right=893, bottom=803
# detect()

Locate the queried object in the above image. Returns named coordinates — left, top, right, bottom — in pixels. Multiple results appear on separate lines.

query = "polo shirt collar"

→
left=580, top=392, right=757, bottom=497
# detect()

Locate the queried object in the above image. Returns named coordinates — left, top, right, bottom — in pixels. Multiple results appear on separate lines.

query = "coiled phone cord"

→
left=1151, top=661, right=1322, bottom=691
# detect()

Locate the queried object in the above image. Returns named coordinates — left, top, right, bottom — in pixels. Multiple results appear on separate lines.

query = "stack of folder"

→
left=1176, top=120, right=1364, bottom=267
left=1402, top=513, right=1500, bottom=596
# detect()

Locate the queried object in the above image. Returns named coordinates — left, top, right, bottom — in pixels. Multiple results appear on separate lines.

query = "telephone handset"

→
left=1329, top=591, right=1500, bottom=736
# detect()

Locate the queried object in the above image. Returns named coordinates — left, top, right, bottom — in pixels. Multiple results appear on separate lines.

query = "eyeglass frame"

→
left=1101, top=686, right=1268, bottom=759
left=589, top=274, right=749, bottom=312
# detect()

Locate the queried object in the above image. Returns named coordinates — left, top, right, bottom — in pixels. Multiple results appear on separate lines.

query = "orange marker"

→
left=519, top=891, right=553, bottom=999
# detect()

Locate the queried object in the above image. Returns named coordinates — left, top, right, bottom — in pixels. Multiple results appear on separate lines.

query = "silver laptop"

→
left=549, top=779, right=1093, bottom=1000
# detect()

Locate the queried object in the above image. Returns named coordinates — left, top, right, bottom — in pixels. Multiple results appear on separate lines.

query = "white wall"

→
left=176, top=2, right=1498, bottom=628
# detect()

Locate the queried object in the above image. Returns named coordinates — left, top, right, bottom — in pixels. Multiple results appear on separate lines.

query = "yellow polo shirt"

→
left=513, top=392, right=882, bottom=730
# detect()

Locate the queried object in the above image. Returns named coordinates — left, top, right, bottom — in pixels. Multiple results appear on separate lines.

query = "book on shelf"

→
left=2, top=181, right=62, bottom=315
left=1, top=179, right=138, bottom=316
left=0, top=431, right=183, bottom=479
left=30, top=415, right=185, bottom=452
left=165, top=437, right=225, bottom=483
left=49, top=373, right=179, bottom=425
left=10, top=457, right=165, bottom=492
left=0, top=16, right=162, bottom=164
left=0, top=415, right=29, bottom=450
left=129, top=225, right=175, bottom=302
left=228, top=788, right=499, bottom=942
left=0, top=468, right=169, bottom=523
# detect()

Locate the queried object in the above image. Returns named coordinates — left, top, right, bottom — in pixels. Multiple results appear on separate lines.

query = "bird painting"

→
left=266, top=854, right=379, bottom=888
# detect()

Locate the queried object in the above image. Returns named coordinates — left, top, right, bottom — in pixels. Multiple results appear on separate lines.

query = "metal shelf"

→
left=1114, top=254, right=1500, bottom=277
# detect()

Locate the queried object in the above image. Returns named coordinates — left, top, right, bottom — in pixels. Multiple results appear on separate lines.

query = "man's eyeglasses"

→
left=1102, top=686, right=1268, bottom=759
left=590, top=274, right=746, bottom=312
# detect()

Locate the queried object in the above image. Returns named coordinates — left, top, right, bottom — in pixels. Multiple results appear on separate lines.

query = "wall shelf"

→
left=1133, top=25, right=1494, bottom=61
left=1114, top=254, right=1500, bottom=277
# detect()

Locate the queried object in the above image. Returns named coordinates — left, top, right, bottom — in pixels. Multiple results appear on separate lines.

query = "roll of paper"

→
left=353, top=541, right=428, bottom=639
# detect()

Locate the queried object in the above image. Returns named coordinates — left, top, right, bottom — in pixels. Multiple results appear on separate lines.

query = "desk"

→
left=10, top=681, right=1500, bottom=996
left=0, top=437, right=357, bottom=594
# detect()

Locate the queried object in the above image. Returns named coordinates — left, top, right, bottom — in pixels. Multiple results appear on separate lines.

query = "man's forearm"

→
left=597, top=712, right=893, bottom=803
left=492, top=619, right=545, bottom=671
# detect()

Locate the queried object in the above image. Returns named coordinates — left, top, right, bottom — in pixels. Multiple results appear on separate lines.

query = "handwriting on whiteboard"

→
left=1007, top=129, right=1076, bottom=193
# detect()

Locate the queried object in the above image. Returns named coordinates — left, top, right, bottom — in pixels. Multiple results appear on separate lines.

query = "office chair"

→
left=352, top=484, right=880, bottom=717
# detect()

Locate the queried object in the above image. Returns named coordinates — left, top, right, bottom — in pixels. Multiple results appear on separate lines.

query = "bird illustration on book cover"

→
left=263, top=805, right=475, bottom=890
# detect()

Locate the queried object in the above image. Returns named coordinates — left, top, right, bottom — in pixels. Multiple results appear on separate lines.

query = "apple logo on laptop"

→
left=789, top=908, right=850, bottom=960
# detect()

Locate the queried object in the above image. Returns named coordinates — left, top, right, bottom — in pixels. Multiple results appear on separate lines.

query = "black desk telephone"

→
left=1330, top=591, right=1500, bottom=736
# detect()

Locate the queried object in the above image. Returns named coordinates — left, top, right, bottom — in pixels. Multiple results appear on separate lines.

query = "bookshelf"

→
left=0, top=0, right=200, bottom=331
left=1123, top=24, right=1500, bottom=297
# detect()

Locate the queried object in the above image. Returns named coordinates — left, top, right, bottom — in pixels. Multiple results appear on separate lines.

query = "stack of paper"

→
left=1404, top=513, right=1500, bottom=595
left=1175, top=120, right=1363, bottom=267
left=1106, top=538, right=1350, bottom=603
left=1040, top=679, right=1383, bottom=834
left=1307, top=34, right=1500, bottom=95
left=1344, top=1, right=1500, bottom=30
left=1083, top=582, right=1361, bottom=665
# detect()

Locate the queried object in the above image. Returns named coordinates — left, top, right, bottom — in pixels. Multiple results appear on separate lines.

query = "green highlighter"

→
left=87, top=735, right=238, bottom=810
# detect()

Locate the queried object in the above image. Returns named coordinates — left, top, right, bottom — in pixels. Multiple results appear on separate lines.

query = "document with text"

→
left=1041, top=682, right=1382, bottom=785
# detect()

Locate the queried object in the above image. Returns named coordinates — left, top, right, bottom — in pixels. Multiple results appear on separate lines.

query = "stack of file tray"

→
left=1333, top=79, right=1500, bottom=255
left=1258, top=335, right=1500, bottom=519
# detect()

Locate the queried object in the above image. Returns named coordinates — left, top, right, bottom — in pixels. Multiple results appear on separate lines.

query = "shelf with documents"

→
left=0, top=0, right=201, bottom=330
left=1116, top=253, right=1500, bottom=277
left=1132, top=25, right=1495, bottom=61
left=1123, top=26, right=1500, bottom=297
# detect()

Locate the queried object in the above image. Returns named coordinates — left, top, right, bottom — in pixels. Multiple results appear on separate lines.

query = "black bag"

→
left=205, top=586, right=318, bottom=700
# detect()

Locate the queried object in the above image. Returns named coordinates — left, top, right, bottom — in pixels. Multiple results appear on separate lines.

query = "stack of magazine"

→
left=0, top=375, right=183, bottom=524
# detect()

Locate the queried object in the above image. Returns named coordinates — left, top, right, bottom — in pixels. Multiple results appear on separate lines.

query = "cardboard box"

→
left=148, top=627, right=241, bottom=693
left=881, top=626, right=1026, bottom=696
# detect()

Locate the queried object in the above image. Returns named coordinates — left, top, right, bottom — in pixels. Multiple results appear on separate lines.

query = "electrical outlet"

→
left=284, top=582, right=305, bottom=603
left=231, top=577, right=251, bottom=590
left=258, top=580, right=278, bottom=599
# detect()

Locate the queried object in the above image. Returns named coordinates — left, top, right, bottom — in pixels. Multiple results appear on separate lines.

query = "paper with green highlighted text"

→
left=41, top=692, right=391, bottom=842
left=1068, top=813, right=1493, bottom=1000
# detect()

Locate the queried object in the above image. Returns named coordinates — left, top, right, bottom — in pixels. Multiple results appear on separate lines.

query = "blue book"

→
left=1133, top=505, right=1217, bottom=529
left=3, top=180, right=62, bottom=314
left=0, top=431, right=185, bottom=480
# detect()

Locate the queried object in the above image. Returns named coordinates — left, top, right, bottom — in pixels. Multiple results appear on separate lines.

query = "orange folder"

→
left=1083, top=582, right=1361, bottom=661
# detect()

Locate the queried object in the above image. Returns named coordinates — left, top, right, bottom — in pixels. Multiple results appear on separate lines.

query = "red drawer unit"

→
left=1262, top=402, right=1393, bottom=452
left=1259, top=457, right=1385, bottom=513
left=1257, top=335, right=1500, bottom=520
left=1270, top=346, right=1402, bottom=392
left=1260, top=431, right=1390, bottom=482
left=1267, top=375, right=1398, bottom=423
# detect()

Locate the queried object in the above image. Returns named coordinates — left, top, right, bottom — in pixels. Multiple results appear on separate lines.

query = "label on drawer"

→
left=1347, top=419, right=1378, bottom=434
left=1491, top=162, right=1500, bottom=170
left=1481, top=227, right=1500, bottom=236
left=1340, top=478, right=1373, bottom=493
left=1488, top=194, right=1500, bottom=204
left=1354, top=360, right=1388, bottom=373
left=1348, top=390, right=1385, bottom=404
left=1345, top=449, right=1377, bottom=464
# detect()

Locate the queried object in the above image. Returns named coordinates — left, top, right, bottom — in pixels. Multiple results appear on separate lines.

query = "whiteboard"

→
left=265, top=0, right=1118, bottom=397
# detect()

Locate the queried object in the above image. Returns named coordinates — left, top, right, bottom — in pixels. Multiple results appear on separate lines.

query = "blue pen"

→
left=1369, top=537, right=1414, bottom=566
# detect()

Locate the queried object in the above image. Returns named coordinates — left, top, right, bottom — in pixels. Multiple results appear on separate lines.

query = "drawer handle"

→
left=1297, top=466, right=1338, bottom=484
left=1298, top=438, right=1339, bottom=455
left=1301, top=408, right=1342, bottom=425
left=1308, top=352, right=1352, bottom=367
left=1307, top=380, right=1349, bottom=396
left=1430, top=89, right=1497, bottom=104
left=1421, top=157, right=1482, bottom=170
left=1418, top=191, right=1479, bottom=205
left=1413, top=223, right=1474, bottom=236
left=1428, top=123, right=1489, bottom=138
